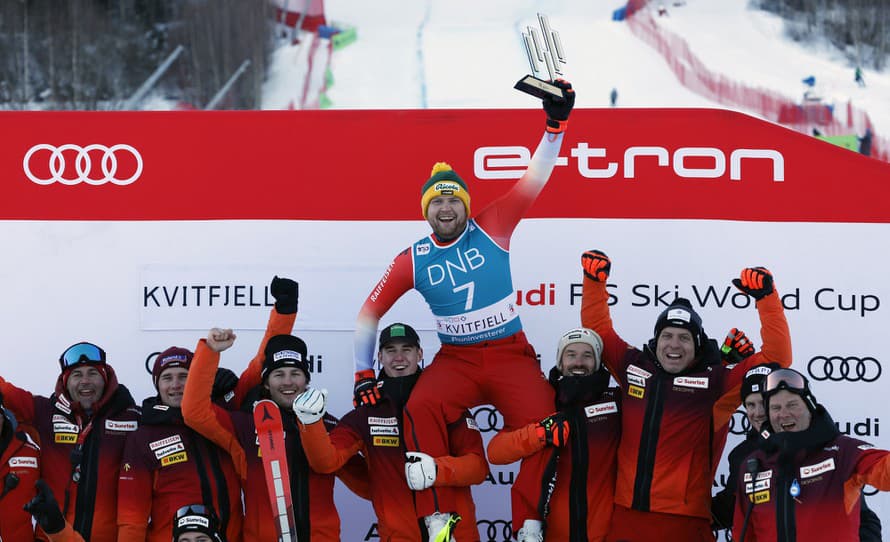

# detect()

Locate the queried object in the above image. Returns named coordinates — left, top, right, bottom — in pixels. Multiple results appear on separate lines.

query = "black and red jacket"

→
left=299, top=371, right=487, bottom=542
left=118, top=397, right=243, bottom=542
left=581, top=276, right=791, bottom=520
left=732, top=408, right=890, bottom=542
left=0, top=367, right=139, bottom=542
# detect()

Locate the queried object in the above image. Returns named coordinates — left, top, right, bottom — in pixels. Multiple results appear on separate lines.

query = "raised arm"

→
left=182, top=329, right=248, bottom=479
left=580, top=250, right=632, bottom=381
left=232, top=276, right=299, bottom=406
left=0, top=376, right=38, bottom=425
left=352, top=249, right=414, bottom=406
left=475, top=80, right=575, bottom=248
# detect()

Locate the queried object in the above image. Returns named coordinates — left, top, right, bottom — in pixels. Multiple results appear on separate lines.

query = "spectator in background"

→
left=855, top=66, right=866, bottom=87
left=858, top=127, right=873, bottom=157
left=0, top=342, right=139, bottom=542
left=610, top=87, right=618, bottom=107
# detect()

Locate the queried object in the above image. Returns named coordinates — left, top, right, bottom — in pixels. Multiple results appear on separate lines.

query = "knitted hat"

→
left=378, top=323, right=421, bottom=350
left=262, top=334, right=310, bottom=382
left=420, top=162, right=471, bottom=219
left=556, top=328, right=604, bottom=370
left=173, top=504, right=223, bottom=542
left=151, top=347, right=193, bottom=389
left=739, top=362, right=781, bottom=402
left=653, top=298, right=705, bottom=353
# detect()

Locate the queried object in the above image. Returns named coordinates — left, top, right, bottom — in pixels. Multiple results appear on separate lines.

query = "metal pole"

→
left=123, top=44, right=185, bottom=110
left=204, top=60, right=252, bottom=110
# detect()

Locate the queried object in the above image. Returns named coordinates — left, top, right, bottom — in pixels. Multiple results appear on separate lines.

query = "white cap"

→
left=556, top=328, right=604, bottom=370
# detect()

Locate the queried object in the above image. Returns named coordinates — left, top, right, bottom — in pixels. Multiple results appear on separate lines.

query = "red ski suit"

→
left=581, top=275, right=791, bottom=541
left=0, top=367, right=140, bottom=542
left=354, top=131, right=564, bottom=529
left=299, top=379, right=487, bottom=542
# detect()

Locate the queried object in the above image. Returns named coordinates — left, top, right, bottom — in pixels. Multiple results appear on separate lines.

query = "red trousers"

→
left=605, top=505, right=714, bottom=542
left=403, top=332, right=554, bottom=532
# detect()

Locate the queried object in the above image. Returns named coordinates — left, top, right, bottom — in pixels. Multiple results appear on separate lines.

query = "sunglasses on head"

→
left=59, top=342, right=106, bottom=369
left=763, top=368, right=807, bottom=394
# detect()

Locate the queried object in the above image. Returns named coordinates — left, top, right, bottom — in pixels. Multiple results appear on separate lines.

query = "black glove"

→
left=211, top=367, right=239, bottom=403
left=271, top=275, right=299, bottom=314
left=581, top=249, right=611, bottom=282
left=543, top=78, right=575, bottom=133
left=353, top=369, right=381, bottom=407
left=536, top=412, right=570, bottom=447
left=732, top=267, right=774, bottom=301
left=720, top=328, right=755, bottom=364
left=24, top=479, right=66, bottom=535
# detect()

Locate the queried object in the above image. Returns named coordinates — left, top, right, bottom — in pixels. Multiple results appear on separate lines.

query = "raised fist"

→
left=271, top=276, right=299, bottom=314
left=581, top=250, right=611, bottom=282
left=543, top=79, right=575, bottom=133
left=732, top=267, right=774, bottom=301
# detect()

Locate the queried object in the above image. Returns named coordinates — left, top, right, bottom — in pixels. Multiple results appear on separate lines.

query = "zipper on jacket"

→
left=631, top=375, right=664, bottom=511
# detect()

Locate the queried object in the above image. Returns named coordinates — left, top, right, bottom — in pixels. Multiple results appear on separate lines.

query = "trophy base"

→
left=514, top=75, right=566, bottom=101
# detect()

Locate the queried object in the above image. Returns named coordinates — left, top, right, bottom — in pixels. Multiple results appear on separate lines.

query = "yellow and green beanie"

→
left=420, top=162, right=471, bottom=219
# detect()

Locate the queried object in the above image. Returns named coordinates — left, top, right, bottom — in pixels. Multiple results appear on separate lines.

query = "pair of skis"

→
left=253, top=399, right=298, bottom=542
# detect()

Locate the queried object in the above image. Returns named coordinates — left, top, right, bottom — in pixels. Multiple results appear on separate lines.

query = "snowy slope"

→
left=288, top=0, right=889, bottom=138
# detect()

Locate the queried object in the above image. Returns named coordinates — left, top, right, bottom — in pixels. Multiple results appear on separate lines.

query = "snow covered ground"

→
left=276, top=0, right=889, bottom=138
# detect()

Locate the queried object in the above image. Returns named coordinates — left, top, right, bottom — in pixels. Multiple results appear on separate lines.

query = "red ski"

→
left=253, top=399, right=298, bottom=542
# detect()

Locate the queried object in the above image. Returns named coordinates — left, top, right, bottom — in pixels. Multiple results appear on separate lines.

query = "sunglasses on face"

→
left=60, top=342, right=106, bottom=369
left=763, top=368, right=807, bottom=394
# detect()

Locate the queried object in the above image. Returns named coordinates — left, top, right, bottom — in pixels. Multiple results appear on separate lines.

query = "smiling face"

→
left=743, top=393, right=767, bottom=432
left=425, top=195, right=468, bottom=241
left=379, top=341, right=422, bottom=378
left=768, top=390, right=812, bottom=433
left=655, top=326, right=696, bottom=374
left=559, top=343, right=599, bottom=376
left=66, top=366, right=106, bottom=410
left=264, top=367, right=308, bottom=408
left=158, top=367, right=189, bottom=408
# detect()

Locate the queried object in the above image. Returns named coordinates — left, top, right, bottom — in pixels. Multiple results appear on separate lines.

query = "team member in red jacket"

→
left=580, top=251, right=792, bottom=541
left=26, top=479, right=86, bottom=542
left=183, top=327, right=349, bottom=542
left=117, top=346, right=244, bottom=542
left=0, top=390, right=41, bottom=541
left=294, top=323, right=488, bottom=542
left=0, top=342, right=140, bottom=542
left=487, top=328, right=620, bottom=542
left=733, top=368, right=890, bottom=541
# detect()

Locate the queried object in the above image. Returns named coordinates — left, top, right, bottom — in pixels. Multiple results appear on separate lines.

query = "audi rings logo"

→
left=471, top=406, right=504, bottom=433
left=476, top=519, right=512, bottom=542
left=728, top=409, right=751, bottom=436
left=23, top=144, right=143, bottom=185
left=807, top=356, right=882, bottom=383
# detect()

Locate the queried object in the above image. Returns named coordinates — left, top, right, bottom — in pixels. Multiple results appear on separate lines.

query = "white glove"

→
left=405, top=451, right=437, bottom=490
left=292, top=388, right=326, bottom=425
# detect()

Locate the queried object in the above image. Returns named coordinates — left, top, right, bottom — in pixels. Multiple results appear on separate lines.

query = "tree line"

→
left=0, top=0, right=273, bottom=110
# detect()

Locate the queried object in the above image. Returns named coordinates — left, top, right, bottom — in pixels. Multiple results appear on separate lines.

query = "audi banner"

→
left=1, top=109, right=889, bottom=541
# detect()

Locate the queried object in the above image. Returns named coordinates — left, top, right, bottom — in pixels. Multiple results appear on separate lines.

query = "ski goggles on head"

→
left=763, top=368, right=808, bottom=395
left=59, top=342, right=106, bottom=370
left=175, top=503, right=212, bottom=519
left=173, top=503, right=219, bottom=534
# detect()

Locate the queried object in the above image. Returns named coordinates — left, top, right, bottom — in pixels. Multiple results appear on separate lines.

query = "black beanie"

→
left=739, top=362, right=781, bottom=402
left=653, top=298, right=705, bottom=352
left=261, top=334, right=310, bottom=382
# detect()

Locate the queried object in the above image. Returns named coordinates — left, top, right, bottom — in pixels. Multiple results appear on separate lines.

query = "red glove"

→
left=353, top=369, right=381, bottom=407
